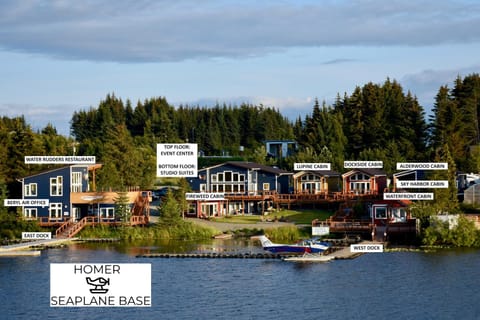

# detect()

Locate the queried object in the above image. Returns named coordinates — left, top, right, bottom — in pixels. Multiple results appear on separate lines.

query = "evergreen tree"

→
left=158, top=189, right=182, bottom=226
left=114, top=191, right=131, bottom=224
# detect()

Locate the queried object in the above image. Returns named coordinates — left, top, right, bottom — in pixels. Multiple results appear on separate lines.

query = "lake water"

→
left=1, top=239, right=480, bottom=320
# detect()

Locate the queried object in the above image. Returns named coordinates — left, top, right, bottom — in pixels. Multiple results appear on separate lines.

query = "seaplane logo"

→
left=86, top=277, right=110, bottom=294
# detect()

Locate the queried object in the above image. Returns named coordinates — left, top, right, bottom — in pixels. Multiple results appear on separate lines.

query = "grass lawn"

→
left=211, top=209, right=333, bottom=225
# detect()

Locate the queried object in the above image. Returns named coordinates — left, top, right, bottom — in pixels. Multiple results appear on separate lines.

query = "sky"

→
left=0, top=0, right=479, bottom=136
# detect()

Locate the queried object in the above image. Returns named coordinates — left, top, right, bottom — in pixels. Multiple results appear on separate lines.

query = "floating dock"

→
left=0, top=250, right=41, bottom=257
left=136, top=246, right=365, bottom=260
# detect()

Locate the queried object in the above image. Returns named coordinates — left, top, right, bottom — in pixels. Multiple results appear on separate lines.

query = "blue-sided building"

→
left=19, top=164, right=150, bottom=236
left=187, top=161, right=292, bottom=217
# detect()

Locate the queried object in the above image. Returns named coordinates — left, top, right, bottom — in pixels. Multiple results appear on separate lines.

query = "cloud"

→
left=0, top=103, right=74, bottom=135
left=0, top=0, right=479, bottom=63
left=401, top=65, right=480, bottom=115
left=321, top=58, right=357, bottom=65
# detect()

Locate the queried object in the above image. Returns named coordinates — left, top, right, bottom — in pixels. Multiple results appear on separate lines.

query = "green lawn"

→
left=211, top=209, right=333, bottom=225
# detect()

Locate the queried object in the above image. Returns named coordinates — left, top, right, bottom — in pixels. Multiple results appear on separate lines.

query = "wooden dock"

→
left=0, top=250, right=41, bottom=257
left=0, top=238, right=77, bottom=253
left=326, top=246, right=363, bottom=260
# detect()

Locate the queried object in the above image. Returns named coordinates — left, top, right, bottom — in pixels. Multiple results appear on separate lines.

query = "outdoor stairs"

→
left=130, top=192, right=150, bottom=225
left=55, top=217, right=91, bottom=239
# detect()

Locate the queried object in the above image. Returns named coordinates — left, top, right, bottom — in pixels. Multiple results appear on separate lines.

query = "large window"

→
left=350, top=173, right=370, bottom=181
left=350, top=182, right=370, bottom=193
left=25, top=183, right=37, bottom=196
left=210, top=170, right=245, bottom=194
left=71, top=172, right=82, bottom=192
left=100, top=207, right=115, bottom=219
left=50, top=176, right=63, bottom=196
left=49, top=203, right=62, bottom=218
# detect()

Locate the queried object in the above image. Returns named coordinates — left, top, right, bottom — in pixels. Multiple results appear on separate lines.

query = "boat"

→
left=283, top=254, right=335, bottom=262
left=255, top=235, right=330, bottom=255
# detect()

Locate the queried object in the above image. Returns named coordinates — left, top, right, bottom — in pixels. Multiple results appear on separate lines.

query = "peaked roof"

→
left=342, top=168, right=387, bottom=177
left=21, top=164, right=96, bottom=180
left=293, top=170, right=341, bottom=178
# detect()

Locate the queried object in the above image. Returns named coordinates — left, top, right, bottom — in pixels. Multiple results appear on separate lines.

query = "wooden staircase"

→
left=55, top=217, right=94, bottom=239
left=130, top=192, right=150, bottom=225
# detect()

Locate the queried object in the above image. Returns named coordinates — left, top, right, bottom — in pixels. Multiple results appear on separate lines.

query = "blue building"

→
left=188, top=161, right=291, bottom=217
left=19, top=164, right=150, bottom=237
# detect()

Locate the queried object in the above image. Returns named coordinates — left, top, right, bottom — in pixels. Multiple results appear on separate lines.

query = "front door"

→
left=72, top=207, right=81, bottom=221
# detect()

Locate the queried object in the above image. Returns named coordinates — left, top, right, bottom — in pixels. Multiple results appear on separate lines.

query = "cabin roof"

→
left=342, top=168, right=387, bottom=178
left=293, top=170, right=341, bottom=178
left=21, top=164, right=102, bottom=180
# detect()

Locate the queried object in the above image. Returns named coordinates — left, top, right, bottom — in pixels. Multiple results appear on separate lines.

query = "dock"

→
left=0, top=250, right=41, bottom=257
left=0, top=237, right=77, bottom=254
left=136, top=252, right=284, bottom=259
left=135, top=241, right=378, bottom=260
left=326, top=246, right=363, bottom=260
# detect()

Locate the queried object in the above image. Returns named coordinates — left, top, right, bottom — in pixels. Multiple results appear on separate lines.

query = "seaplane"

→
left=86, top=277, right=110, bottom=294
left=255, top=235, right=331, bottom=255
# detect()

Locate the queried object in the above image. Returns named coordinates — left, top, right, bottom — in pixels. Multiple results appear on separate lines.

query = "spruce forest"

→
left=1, top=74, right=480, bottom=198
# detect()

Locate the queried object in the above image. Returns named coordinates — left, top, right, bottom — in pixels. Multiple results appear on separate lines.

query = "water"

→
left=1, top=241, right=480, bottom=320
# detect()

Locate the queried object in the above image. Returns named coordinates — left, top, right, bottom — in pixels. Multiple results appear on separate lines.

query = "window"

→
left=100, top=207, right=115, bottom=219
left=50, top=176, right=63, bottom=196
left=263, top=183, right=270, bottom=191
left=375, top=207, right=387, bottom=219
left=351, top=173, right=369, bottom=181
left=211, top=174, right=217, bottom=183
left=49, top=203, right=62, bottom=218
left=24, top=208, right=37, bottom=219
left=71, top=172, right=82, bottom=192
left=25, top=183, right=37, bottom=196
left=392, top=208, right=407, bottom=222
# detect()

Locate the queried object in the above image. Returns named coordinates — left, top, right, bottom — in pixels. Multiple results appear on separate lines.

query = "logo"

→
left=50, top=263, right=151, bottom=307
left=86, top=277, right=110, bottom=294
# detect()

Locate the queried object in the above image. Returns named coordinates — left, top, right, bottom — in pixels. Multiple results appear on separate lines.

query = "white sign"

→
left=344, top=161, right=383, bottom=168
left=312, top=226, right=330, bottom=236
left=50, top=263, right=151, bottom=307
left=396, top=162, right=448, bottom=170
left=384, top=193, right=434, bottom=200
left=22, top=232, right=51, bottom=240
left=25, top=156, right=96, bottom=164
left=294, top=163, right=331, bottom=171
left=351, top=244, right=383, bottom=253
left=396, top=180, right=449, bottom=188
left=157, top=143, right=198, bottom=177
left=4, top=199, right=49, bottom=206
left=185, top=193, right=225, bottom=200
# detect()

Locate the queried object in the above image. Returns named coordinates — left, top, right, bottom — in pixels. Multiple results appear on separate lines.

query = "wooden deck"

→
left=221, top=191, right=380, bottom=210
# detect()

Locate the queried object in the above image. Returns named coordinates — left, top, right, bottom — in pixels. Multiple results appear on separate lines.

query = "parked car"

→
left=151, top=187, right=178, bottom=201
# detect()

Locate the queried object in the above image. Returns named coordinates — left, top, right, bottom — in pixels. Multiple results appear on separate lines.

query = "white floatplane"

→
left=255, top=235, right=331, bottom=255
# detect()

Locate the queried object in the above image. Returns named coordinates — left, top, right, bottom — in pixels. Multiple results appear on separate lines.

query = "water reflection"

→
left=68, top=238, right=264, bottom=256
